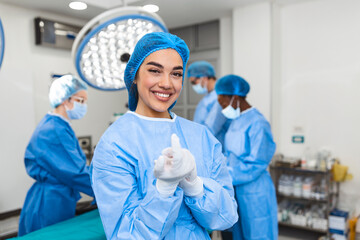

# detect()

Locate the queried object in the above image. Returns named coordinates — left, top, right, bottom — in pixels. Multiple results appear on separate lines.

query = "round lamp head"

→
left=72, top=7, right=167, bottom=91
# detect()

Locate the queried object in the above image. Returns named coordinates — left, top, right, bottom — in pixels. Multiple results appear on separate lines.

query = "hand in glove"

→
left=179, top=158, right=204, bottom=198
left=153, top=134, right=195, bottom=197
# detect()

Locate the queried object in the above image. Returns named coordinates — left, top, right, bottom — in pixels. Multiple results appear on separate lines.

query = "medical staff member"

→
left=215, top=74, right=278, bottom=240
left=18, top=75, right=95, bottom=236
left=187, top=61, right=230, bottom=149
left=91, top=32, right=238, bottom=240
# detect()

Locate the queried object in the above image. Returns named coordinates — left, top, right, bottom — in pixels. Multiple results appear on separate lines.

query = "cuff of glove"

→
left=179, top=176, right=204, bottom=198
left=156, top=179, right=178, bottom=198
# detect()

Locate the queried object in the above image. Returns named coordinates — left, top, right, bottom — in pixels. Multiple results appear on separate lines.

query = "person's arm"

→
left=182, top=132, right=238, bottom=231
left=204, top=101, right=228, bottom=136
left=227, top=121, right=276, bottom=186
left=91, top=140, right=183, bottom=240
left=193, top=98, right=207, bottom=124
left=35, top=124, right=94, bottom=196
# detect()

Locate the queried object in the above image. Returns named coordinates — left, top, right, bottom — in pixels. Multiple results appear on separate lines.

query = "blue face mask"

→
left=221, top=96, right=240, bottom=119
left=66, top=101, right=87, bottom=120
left=192, top=83, right=208, bottom=95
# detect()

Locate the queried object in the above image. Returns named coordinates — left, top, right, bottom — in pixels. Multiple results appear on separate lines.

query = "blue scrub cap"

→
left=124, top=32, right=190, bottom=111
left=49, top=74, right=88, bottom=108
left=215, top=74, right=250, bottom=97
left=187, top=61, right=216, bottom=78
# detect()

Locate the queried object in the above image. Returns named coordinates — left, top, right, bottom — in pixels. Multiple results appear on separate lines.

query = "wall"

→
left=232, top=0, right=360, bottom=210
left=0, top=3, right=128, bottom=212
left=219, top=16, right=233, bottom=76
left=277, top=0, right=360, bottom=209
left=232, top=2, right=272, bottom=121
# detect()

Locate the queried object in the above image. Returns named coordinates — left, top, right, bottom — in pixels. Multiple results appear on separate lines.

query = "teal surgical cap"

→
left=215, top=74, right=250, bottom=97
left=49, top=74, right=88, bottom=108
left=187, top=61, right=215, bottom=78
left=124, top=32, right=190, bottom=111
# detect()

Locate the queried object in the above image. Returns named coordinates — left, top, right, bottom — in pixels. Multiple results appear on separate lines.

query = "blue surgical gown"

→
left=224, top=108, right=278, bottom=240
left=18, top=113, right=94, bottom=236
left=91, top=111, right=238, bottom=240
left=193, top=90, right=231, bottom=149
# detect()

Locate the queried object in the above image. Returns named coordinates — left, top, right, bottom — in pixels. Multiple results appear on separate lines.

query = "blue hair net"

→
left=187, top=61, right=216, bottom=78
left=215, top=74, right=250, bottom=97
left=124, top=32, right=190, bottom=111
left=49, top=74, right=88, bottom=108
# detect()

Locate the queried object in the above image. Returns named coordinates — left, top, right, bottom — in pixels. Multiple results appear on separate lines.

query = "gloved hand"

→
left=153, top=134, right=195, bottom=197
left=179, top=160, right=204, bottom=198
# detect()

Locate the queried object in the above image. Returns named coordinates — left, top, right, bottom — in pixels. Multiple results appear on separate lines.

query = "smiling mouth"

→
left=154, top=92, right=171, bottom=98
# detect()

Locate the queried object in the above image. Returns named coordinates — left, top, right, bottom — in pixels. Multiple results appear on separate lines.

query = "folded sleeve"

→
left=227, top=121, right=276, bottom=186
left=183, top=132, right=238, bottom=231
left=91, top=140, right=183, bottom=240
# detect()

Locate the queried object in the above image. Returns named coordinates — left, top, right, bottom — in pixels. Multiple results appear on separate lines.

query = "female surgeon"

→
left=215, top=74, right=278, bottom=240
left=90, top=32, right=238, bottom=240
left=18, top=75, right=95, bottom=236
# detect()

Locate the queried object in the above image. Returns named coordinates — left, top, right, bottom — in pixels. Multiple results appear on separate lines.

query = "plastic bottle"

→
left=302, top=177, right=313, bottom=198
left=293, top=176, right=302, bottom=197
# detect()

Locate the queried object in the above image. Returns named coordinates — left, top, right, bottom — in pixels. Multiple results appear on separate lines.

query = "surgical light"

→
left=72, top=7, right=167, bottom=91
left=143, top=4, right=159, bottom=13
left=69, top=1, right=87, bottom=11
left=0, top=18, right=4, bottom=70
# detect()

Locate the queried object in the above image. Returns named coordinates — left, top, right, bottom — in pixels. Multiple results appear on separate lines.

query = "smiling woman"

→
left=90, top=32, right=238, bottom=240
left=135, top=49, right=183, bottom=118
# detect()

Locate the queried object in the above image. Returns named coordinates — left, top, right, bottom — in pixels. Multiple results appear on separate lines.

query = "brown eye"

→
left=149, top=69, right=160, bottom=74
left=173, top=72, right=183, bottom=78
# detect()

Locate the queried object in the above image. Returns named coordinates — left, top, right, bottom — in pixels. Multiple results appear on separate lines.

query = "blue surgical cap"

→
left=187, top=61, right=215, bottom=78
left=124, top=32, right=190, bottom=111
left=49, top=74, right=88, bottom=108
left=215, top=74, right=250, bottom=97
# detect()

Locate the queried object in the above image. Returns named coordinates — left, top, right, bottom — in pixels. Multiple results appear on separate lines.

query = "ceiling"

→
left=0, top=0, right=270, bottom=29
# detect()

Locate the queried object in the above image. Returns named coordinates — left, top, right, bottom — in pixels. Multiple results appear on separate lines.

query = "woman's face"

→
left=64, top=90, right=88, bottom=109
left=135, top=49, right=183, bottom=118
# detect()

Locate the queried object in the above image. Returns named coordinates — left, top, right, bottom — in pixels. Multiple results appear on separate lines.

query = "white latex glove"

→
left=153, top=134, right=195, bottom=197
left=179, top=162, right=204, bottom=198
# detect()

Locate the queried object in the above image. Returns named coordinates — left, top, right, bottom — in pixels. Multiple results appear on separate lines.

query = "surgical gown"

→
left=18, top=113, right=94, bottom=236
left=193, top=90, right=231, bottom=149
left=224, top=108, right=277, bottom=240
left=91, top=111, right=238, bottom=240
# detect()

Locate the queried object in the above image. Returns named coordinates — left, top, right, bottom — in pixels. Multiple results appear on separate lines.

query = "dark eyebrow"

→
left=146, top=61, right=163, bottom=68
left=146, top=61, right=183, bottom=71
left=173, top=66, right=183, bottom=71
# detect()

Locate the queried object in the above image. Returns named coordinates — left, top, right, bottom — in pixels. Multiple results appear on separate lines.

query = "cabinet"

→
left=270, top=165, right=339, bottom=236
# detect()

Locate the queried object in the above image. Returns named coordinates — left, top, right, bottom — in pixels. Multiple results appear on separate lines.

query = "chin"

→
left=151, top=103, right=172, bottom=113
left=152, top=106, right=169, bottom=113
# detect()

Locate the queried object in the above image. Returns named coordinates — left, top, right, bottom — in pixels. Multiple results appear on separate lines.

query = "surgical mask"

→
left=66, top=101, right=87, bottom=120
left=192, top=83, right=208, bottom=95
left=221, top=96, right=240, bottom=119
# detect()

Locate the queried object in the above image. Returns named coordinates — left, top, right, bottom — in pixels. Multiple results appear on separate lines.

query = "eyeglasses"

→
left=70, top=96, right=87, bottom=104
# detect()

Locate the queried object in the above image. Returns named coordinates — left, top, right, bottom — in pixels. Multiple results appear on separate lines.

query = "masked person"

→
left=18, top=75, right=95, bottom=236
left=187, top=61, right=231, bottom=150
left=90, top=32, right=238, bottom=240
left=215, top=74, right=278, bottom=240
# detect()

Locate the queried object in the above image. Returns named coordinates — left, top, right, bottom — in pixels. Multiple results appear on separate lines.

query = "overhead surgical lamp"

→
left=71, top=7, right=168, bottom=91
left=0, top=18, right=5, bottom=70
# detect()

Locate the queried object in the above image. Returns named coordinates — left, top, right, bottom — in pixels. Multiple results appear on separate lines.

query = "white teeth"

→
left=154, top=92, right=170, bottom=98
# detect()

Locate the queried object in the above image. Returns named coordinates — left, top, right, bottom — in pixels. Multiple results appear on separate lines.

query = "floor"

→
left=211, top=226, right=324, bottom=240
left=278, top=226, right=323, bottom=240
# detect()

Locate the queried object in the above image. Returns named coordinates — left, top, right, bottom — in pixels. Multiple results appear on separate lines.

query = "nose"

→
left=158, top=74, right=172, bottom=89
